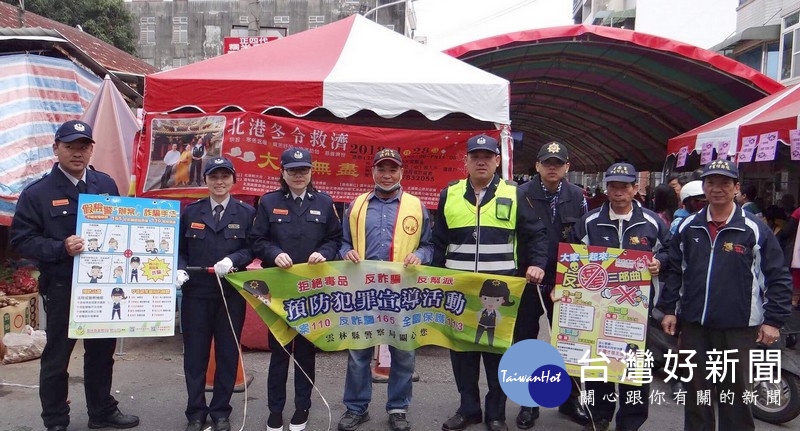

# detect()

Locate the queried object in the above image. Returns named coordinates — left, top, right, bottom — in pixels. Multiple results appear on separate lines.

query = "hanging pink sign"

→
left=754, top=132, right=779, bottom=162
left=717, top=140, right=731, bottom=159
left=676, top=147, right=688, bottom=167
left=700, top=142, right=714, bottom=165
left=790, top=129, right=800, bottom=161
left=738, top=135, right=758, bottom=163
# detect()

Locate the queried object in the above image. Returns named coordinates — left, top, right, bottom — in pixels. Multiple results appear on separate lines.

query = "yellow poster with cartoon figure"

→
left=551, top=243, right=652, bottom=385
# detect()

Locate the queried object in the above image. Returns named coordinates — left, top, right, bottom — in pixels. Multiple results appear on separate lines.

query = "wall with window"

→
left=736, top=0, right=776, bottom=31
left=126, top=0, right=407, bottom=71
left=780, top=5, right=800, bottom=82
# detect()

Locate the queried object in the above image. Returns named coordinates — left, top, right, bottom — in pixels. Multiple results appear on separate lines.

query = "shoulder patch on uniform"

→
left=314, top=190, right=332, bottom=200
left=504, top=179, right=517, bottom=186
left=23, top=174, right=49, bottom=191
left=448, top=179, right=460, bottom=186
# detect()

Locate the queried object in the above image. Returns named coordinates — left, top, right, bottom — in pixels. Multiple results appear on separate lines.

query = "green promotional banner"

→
left=226, top=261, right=525, bottom=354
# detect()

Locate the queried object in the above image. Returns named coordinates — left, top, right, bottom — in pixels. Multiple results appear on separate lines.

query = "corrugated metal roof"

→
left=0, top=3, right=158, bottom=76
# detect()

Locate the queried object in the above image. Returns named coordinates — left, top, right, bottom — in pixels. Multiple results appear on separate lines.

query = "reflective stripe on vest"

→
left=349, top=191, right=423, bottom=262
left=443, top=179, right=517, bottom=273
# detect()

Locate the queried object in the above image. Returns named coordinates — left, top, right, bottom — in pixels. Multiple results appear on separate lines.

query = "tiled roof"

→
left=0, top=2, right=157, bottom=75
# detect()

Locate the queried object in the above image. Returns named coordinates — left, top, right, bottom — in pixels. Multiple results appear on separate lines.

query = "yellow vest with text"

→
left=349, top=191, right=423, bottom=262
left=443, top=179, right=518, bottom=275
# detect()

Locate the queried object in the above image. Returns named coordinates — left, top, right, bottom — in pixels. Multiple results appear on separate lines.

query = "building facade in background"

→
left=125, top=0, right=413, bottom=71
left=573, top=0, right=636, bottom=28
left=712, top=0, right=800, bottom=85
left=711, top=0, right=800, bottom=214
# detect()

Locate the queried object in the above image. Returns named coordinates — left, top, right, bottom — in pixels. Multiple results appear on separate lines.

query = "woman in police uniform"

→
left=176, top=157, right=255, bottom=431
left=249, top=147, right=342, bottom=431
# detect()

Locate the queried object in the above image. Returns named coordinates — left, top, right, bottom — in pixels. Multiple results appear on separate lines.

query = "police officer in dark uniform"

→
left=515, top=142, right=589, bottom=428
left=176, top=157, right=255, bottom=431
left=249, top=147, right=342, bottom=431
left=571, top=162, right=670, bottom=431
left=10, top=120, right=139, bottom=431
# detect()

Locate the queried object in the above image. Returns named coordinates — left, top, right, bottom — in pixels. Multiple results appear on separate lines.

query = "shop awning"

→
left=710, top=25, right=781, bottom=52
left=669, top=83, right=800, bottom=158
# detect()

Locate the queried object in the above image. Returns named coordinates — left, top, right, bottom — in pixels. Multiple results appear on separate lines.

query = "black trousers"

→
left=680, top=321, right=757, bottom=431
left=181, top=294, right=246, bottom=422
left=584, top=380, right=649, bottom=430
left=40, top=288, right=118, bottom=428
left=450, top=350, right=506, bottom=421
left=267, top=331, right=316, bottom=413
left=189, top=159, right=203, bottom=185
left=514, top=284, right=554, bottom=343
left=160, top=164, right=174, bottom=189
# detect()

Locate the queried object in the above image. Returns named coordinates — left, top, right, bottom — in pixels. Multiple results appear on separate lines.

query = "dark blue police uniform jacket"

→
left=10, top=164, right=119, bottom=291
left=249, top=189, right=342, bottom=266
left=178, top=197, right=255, bottom=298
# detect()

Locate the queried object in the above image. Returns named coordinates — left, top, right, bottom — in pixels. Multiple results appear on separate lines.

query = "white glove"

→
left=214, top=257, right=234, bottom=277
left=176, top=270, right=189, bottom=288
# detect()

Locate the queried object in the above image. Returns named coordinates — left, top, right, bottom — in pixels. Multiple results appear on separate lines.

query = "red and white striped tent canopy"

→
left=144, top=14, right=510, bottom=125
left=668, top=83, right=800, bottom=158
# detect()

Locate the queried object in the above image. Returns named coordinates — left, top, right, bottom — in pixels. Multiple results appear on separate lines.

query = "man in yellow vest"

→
left=434, top=134, right=548, bottom=431
left=338, top=148, right=433, bottom=431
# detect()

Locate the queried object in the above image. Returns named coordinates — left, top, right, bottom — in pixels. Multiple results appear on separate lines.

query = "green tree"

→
left=4, top=0, right=137, bottom=55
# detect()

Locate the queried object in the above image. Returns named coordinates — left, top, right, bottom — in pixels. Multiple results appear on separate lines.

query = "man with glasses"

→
left=515, top=142, right=588, bottom=428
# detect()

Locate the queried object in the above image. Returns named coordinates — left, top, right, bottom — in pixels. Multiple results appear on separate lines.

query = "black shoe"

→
left=338, top=411, right=369, bottom=431
left=516, top=406, right=538, bottom=429
left=290, top=409, right=309, bottom=431
left=389, top=412, right=411, bottom=431
left=485, top=420, right=508, bottom=431
left=442, top=413, right=482, bottom=431
left=47, top=426, right=67, bottom=431
left=582, top=419, right=610, bottom=431
left=87, top=409, right=140, bottom=429
left=212, top=417, right=230, bottom=431
left=558, top=398, right=590, bottom=425
left=267, top=411, right=284, bottom=431
left=185, top=419, right=205, bottom=431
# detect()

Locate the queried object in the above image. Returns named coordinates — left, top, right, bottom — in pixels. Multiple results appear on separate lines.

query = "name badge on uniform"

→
left=190, top=222, right=205, bottom=230
left=273, top=208, right=289, bottom=215
left=228, top=223, right=240, bottom=229
left=310, top=210, right=321, bottom=215
left=52, top=199, right=69, bottom=206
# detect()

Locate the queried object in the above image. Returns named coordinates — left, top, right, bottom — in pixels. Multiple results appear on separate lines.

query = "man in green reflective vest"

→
left=433, top=134, right=548, bottom=431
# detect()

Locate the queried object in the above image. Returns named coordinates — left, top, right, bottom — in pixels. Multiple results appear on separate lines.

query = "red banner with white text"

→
left=134, top=112, right=499, bottom=208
